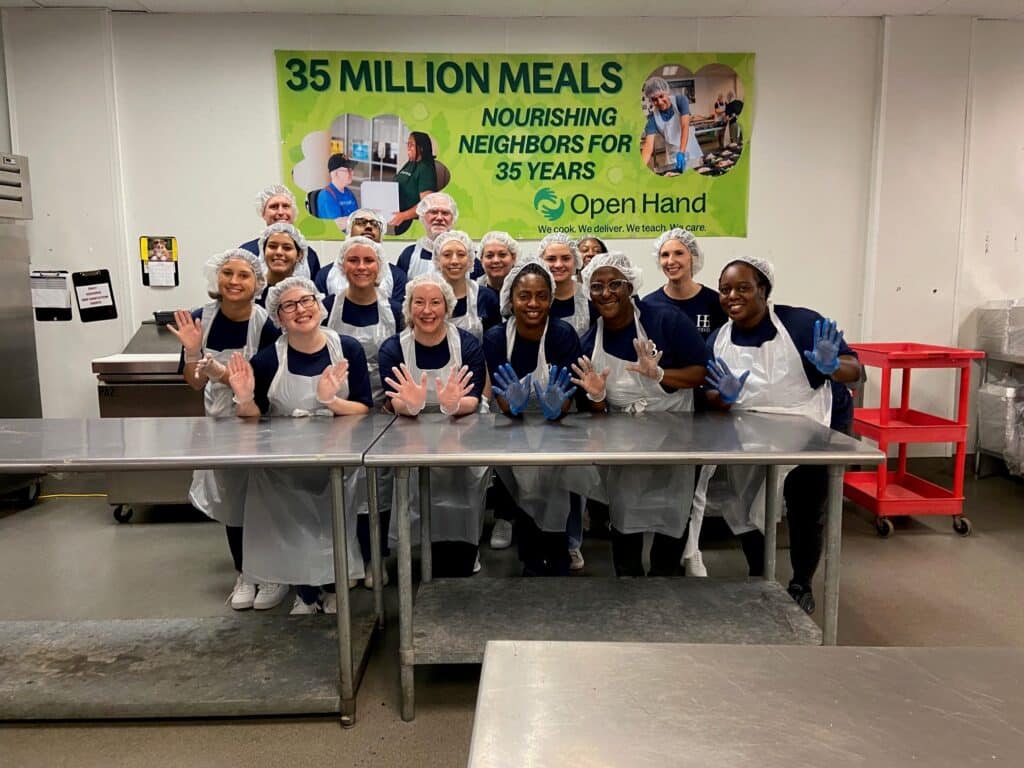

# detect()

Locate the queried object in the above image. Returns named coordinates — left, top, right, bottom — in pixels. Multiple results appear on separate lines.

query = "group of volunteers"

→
left=169, top=179, right=861, bottom=617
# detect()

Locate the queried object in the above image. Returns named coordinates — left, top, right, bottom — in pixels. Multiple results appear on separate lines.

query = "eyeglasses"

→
left=589, top=279, right=631, bottom=295
left=277, top=294, right=317, bottom=315
left=351, top=218, right=380, bottom=229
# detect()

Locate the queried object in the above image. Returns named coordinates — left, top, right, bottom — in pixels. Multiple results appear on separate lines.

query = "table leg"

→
left=419, top=467, right=432, bottom=584
left=822, top=464, right=845, bottom=646
left=396, top=467, right=415, bottom=722
left=763, top=465, right=780, bottom=582
left=329, top=466, right=356, bottom=727
left=366, top=467, right=384, bottom=627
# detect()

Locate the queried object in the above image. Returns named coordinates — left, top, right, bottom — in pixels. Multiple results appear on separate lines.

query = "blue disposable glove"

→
left=706, top=357, right=750, bottom=405
left=676, top=151, right=687, bottom=172
left=803, top=318, right=844, bottom=375
left=492, top=363, right=532, bottom=416
left=533, top=365, right=578, bottom=421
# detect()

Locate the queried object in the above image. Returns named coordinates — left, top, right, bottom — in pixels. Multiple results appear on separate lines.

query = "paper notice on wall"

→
left=146, top=259, right=177, bottom=287
left=30, top=270, right=72, bottom=321
left=75, top=283, right=114, bottom=309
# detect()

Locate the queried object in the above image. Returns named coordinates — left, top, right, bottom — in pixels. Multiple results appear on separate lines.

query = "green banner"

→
left=276, top=50, right=753, bottom=241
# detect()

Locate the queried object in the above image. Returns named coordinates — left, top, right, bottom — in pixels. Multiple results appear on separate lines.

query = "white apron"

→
left=451, top=280, right=483, bottom=341
left=652, top=100, right=683, bottom=156
left=493, top=320, right=575, bottom=532
left=558, top=284, right=592, bottom=337
left=388, top=325, right=489, bottom=546
left=590, top=309, right=695, bottom=537
left=188, top=301, right=267, bottom=527
left=693, top=308, right=833, bottom=536
left=404, top=238, right=436, bottom=279
left=324, top=262, right=395, bottom=301
left=243, top=331, right=365, bottom=585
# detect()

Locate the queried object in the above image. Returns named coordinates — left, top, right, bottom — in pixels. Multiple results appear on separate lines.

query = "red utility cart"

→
left=842, top=343, right=984, bottom=537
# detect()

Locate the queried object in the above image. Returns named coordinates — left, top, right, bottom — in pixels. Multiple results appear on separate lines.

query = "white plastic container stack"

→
left=977, top=299, right=1024, bottom=356
left=977, top=383, right=1022, bottom=457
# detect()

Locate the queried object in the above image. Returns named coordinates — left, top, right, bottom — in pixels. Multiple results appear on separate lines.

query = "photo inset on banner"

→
left=641, top=63, right=745, bottom=178
left=291, top=113, right=450, bottom=235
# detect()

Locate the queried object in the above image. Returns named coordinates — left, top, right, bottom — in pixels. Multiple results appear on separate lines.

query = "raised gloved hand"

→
left=226, top=352, right=255, bottom=405
left=195, top=353, right=227, bottom=383
left=626, top=338, right=665, bottom=382
left=706, top=357, right=750, bottom=405
left=384, top=363, right=428, bottom=416
left=491, top=363, right=532, bottom=416
left=534, top=365, right=578, bottom=421
left=436, top=364, right=474, bottom=416
left=316, top=360, right=349, bottom=404
left=803, top=318, right=844, bottom=375
left=570, top=355, right=611, bottom=402
left=167, top=309, right=203, bottom=362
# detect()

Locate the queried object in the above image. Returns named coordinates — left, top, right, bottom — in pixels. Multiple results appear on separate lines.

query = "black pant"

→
left=610, top=528, right=685, bottom=577
left=430, top=541, right=479, bottom=577
left=487, top=472, right=517, bottom=522
left=226, top=525, right=243, bottom=572
left=515, top=509, right=570, bottom=576
left=297, top=583, right=334, bottom=605
left=737, top=463, right=829, bottom=589
left=356, top=510, right=392, bottom=565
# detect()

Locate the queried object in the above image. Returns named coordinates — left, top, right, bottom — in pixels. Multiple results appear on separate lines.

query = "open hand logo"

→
left=533, top=187, right=565, bottom=222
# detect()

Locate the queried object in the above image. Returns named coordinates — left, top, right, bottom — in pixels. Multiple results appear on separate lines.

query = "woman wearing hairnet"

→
left=378, top=273, right=488, bottom=577
left=241, top=184, right=321, bottom=275
left=701, top=257, right=860, bottom=614
left=572, top=253, right=708, bottom=577
left=395, top=192, right=482, bottom=281
left=476, top=231, right=519, bottom=332
left=433, top=230, right=485, bottom=341
left=225, top=276, right=373, bottom=614
left=644, top=228, right=728, bottom=578
left=168, top=249, right=282, bottom=610
left=483, top=259, right=583, bottom=575
left=255, top=222, right=311, bottom=307
left=575, top=236, right=608, bottom=271
left=538, top=232, right=594, bottom=337
left=323, top=235, right=401, bottom=588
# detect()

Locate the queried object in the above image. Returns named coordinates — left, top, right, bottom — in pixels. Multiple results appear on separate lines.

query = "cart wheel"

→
left=14, top=482, right=40, bottom=510
left=875, top=517, right=894, bottom=538
left=113, top=505, right=134, bottom=524
left=952, top=516, right=973, bottom=537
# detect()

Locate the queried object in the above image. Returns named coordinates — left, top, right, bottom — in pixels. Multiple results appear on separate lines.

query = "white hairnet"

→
left=724, top=256, right=775, bottom=291
left=537, top=231, right=581, bottom=270
left=653, top=228, right=704, bottom=277
left=344, top=208, right=386, bottom=236
left=255, top=184, right=295, bottom=216
left=478, top=231, right=520, bottom=260
left=416, top=192, right=459, bottom=222
left=336, top=235, right=387, bottom=286
left=265, top=276, right=327, bottom=329
left=403, top=272, right=457, bottom=329
left=581, top=251, right=642, bottom=294
left=499, top=258, right=555, bottom=319
left=643, top=77, right=671, bottom=98
left=432, top=230, right=475, bottom=268
left=259, top=222, right=309, bottom=266
left=204, top=248, right=266, bottom=300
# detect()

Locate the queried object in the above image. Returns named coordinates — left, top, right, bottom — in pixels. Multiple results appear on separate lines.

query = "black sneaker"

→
left=787, top=582, right=816, bottom=615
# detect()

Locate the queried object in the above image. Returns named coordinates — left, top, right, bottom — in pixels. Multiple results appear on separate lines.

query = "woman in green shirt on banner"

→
left=389, top=131, right=438, bottom=236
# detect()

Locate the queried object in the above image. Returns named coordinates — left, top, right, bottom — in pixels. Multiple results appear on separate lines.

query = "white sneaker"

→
left=321, top=591, right=337, bottom=614
left=229, top=573, right=257, bottom=610
left=569, top=548, right=585, bottom=571
left=684, top=551, right=708, bottom=578
left=253, top=581, right=289, bottom=610
left=289, top=595, right=320, bottom=615
left=490, top=519, right=513, bottom=549
left=364, top=569, right=389, bottom=589
left=473, top=553, right=482, bottom=574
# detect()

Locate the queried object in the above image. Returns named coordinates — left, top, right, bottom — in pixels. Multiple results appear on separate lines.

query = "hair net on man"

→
left=402, top=272, right=457, bottom=329
left=499, top=257, right=555, bottom=319
left=537, top=231, right=581, bottom=270
left=266, top=276, right=327, bottom=329
left=478, top=231, right=520, bottom=260
left=723, top=256, right=775, bottom=291
left=344, top=208, right=387, bottom=236
left=415, top=192, right=459, bottom=222
left=643, top=77, right=671, bottom=99
left=336, top=235, right=387, bottom=286
left=255, top=184, right=295, bottom=216
left=204, top=248, right=266, bottom=300
left=432, top=230, right=475, bottom=266
left=581, top=251, right=643, bottom=294
left=653, top=228, right=704, bottom=277
left=258, top=222, right=310, bottom=279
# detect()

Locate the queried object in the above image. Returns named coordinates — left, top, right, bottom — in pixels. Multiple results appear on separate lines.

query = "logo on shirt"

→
left=533, top=187, right=565, bottom=222
left=695, top=314, right=711, bottom=331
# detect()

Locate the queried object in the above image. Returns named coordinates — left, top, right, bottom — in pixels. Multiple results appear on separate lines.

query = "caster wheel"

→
left=14, top=482, right=40, bottom=509
left=875, top=517, right=894, bottom=538
left=113, top=505, right=134, bottom=523
left=952, top=516, right=973, bottom=537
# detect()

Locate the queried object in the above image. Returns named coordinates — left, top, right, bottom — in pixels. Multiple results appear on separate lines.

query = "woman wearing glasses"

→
left=226, top=276, right=373, bottom=614
left=572, top=253, right=707, bottom=578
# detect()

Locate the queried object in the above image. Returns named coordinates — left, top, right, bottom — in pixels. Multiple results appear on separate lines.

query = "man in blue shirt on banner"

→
left=640, top=77, right=691, bottom=173
left=315, top=154, right=359, bottom=224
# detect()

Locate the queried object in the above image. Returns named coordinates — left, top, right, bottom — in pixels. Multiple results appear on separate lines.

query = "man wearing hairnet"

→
left=395, top=192, right=483, bottom=281
left=241, top=184, right=321, bottom=275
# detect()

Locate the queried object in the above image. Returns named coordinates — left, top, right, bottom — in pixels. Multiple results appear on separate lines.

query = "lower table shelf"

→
left=843, top=470, right=962, bottom=516
left=412, top=577, right=821, bottom=665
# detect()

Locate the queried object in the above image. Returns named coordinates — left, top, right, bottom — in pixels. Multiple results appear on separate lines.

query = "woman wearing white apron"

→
left=643, top=228, right=729, bottom=578
left=476, top=230, right=519, bottom=333
left=378, top=273, right=489, bottom=577
left=571, top=253, right=708, bottom=577
left=702, top=257, right=861, bottom=613
left=254, top=222, right=311, bottom=307
left=226, top=276, right=374, bottom=615
left=433, top=230, right=484, bottom=342
left=483, top=259, right=583, bottom=575
left=324, top=235, right=400, bottom=589
left=168, top=248, right=283, bottom=610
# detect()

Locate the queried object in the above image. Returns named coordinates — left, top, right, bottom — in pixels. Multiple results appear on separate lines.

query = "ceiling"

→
left=1, top=0, right=1024, bottom=19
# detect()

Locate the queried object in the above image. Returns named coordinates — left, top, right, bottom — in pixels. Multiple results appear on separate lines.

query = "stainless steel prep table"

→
left=469, top=641, right=1024, bottom=768
left=0, top=414, right=393, bottom=726
left=363, top=411, right=885, bottom=720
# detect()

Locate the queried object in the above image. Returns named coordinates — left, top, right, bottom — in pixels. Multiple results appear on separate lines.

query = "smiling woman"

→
left=539, top=231, right=592, bottom=337
left=255, top=222, right=311, bottom=306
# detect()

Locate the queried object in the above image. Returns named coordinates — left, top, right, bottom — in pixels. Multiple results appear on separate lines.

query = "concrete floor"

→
left=1, top=460, right=1022, bottom=767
